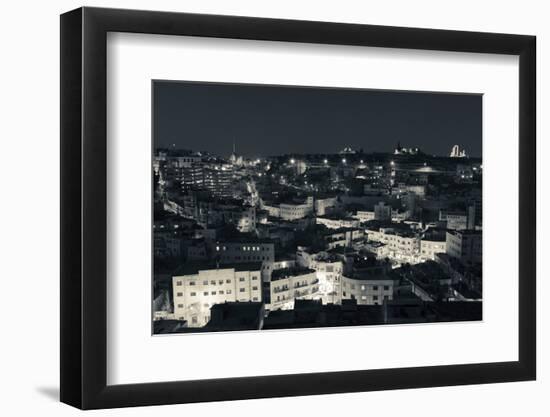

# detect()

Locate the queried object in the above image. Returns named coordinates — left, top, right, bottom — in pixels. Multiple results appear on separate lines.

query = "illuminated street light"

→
left=290, top=158, right=295, bottom=164
left=342, top=158, right=347, bottom=164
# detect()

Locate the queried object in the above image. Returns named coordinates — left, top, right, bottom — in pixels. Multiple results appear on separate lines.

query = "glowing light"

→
left=342, top=158, right=347, bottom=164
left=390, top=161, right=395, bottom=166
left=324, top=159, right=328, bottom=164
left=290, top=159, right=296, bottom=164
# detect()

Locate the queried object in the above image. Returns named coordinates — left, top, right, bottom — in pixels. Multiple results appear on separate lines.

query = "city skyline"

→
left=153, top=80, right=482, bottom=334
left=154, top=81, right=482, bottom=158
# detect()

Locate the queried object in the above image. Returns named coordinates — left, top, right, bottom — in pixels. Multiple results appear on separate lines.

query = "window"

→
left=219, top=290, right=224, bottom=295
left=188, top=281, right=195, bottom=286
left=218, top=280, right=223, bottom=285
left=203, top=292, right=208, bottom=296
left=176, top=281, right=182, bottom=286
left=383, top=285, right=390, bottom=291
left=226, top=279, right=231, bottom=284
left=253, top=297, right=258, bottom=301
left=176, top=292, right=183, bottom=297
left=373, top=295, right=379, bottom=301
left=239, top=288, right=246, bottom=292
left=252, top=276, right=258, bottom=280
left=361, top=295, right=367, bottom=300
left=373, top=285, right=378, bottom=290
left=239, top=277, right=245, bottom=282
left=252, top=286, right=258, bottom=291
left=226, top=289, right=232, bottom=294
left=190, top=292, right=196, bottom=296
left=211, top=291, right=216, bottom=295
left=203, top=281, right=208, bottom=285
left=210, top=280, right=216, bottom=285
left=177, top=304, right=184, bottom=308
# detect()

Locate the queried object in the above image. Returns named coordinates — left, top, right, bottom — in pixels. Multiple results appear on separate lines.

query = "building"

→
left=181, top=163, right=234, bottom=198
left=341, top=265, right=395, bottom=306
left=450, top=144, right=467, bottom=158
left=446, top=230, right=482, bottom=265
left=354, top=210, right=375, bottom=222
left=315, top=197, right=338, bottom=216
left=218, top=204, right=256, bottom=233
left=296, top=248, right=343, bottom=304
left=261, top=255, right=297, bottom=282
left=363, top=241, right=389, bottom=259
left=269, top=267, right=319, bottom=311
left=279, top=197, right=314, bottom=220
left=309, top=254, right=343, bottom=305
left=172, top=263, right=262, bottom=327
left=206, top=302, right=265, bottom=331
left=420, top=237, right=447, bottom=261
left=374, top=201, right=392, bottom=221
left=214, top=239, right=276, bottom=282
left=367, top=227, right=420, bottom=263
left=323, top=228, right=365, bottom=249
left=440, top=210, right=469, bottom=230
left=316, top=215, right=360, bottom=229
left=215, top=240, right=275, bottom=265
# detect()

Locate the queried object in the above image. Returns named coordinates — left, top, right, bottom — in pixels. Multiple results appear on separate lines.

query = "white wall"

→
left=0, top=0, right=546, bottom=415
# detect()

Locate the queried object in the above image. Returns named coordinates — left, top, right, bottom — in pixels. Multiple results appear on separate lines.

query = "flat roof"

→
left=173, top=261, right=262, bottom=276
left=272, top=267, right=316, bottom=281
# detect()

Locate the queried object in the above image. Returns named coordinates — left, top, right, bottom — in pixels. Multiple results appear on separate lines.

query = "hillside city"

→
left=153, top=143, right=482, bottom=333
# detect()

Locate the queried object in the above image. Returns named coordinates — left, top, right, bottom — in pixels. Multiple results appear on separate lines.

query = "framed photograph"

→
left=60, top=6, right=536, bottom=409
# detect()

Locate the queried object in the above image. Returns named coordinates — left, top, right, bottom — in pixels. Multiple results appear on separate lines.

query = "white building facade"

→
left=173, top=265, right=262, bottom=327
left=420, top=239, right=447, bottom=261
left=269, top=268, right=319, bottom=310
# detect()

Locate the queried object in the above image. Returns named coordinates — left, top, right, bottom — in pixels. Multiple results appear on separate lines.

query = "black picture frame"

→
left=60, top=6, right=536, bottom=410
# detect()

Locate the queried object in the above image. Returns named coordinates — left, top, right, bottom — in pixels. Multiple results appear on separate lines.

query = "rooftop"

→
left=173, top=261, right=262, bottom=277
left=271, top=266, right=316, bottom=281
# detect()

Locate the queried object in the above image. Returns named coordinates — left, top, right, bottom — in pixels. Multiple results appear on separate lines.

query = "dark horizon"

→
left=153, top=81, right=482, bottom=158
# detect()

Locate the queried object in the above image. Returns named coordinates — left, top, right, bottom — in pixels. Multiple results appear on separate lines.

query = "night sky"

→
left=153, top=81, right=482, bottom=158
